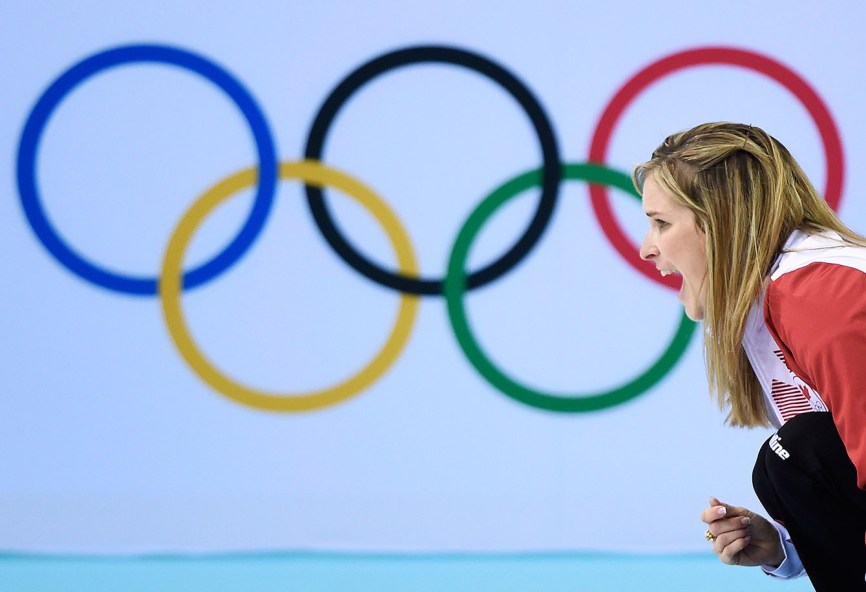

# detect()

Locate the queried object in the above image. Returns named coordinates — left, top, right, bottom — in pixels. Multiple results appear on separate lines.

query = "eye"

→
left=654, top=219, right=670, bottom=230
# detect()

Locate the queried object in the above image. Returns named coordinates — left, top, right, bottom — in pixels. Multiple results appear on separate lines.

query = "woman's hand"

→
left=701, top=496, right=785, bottom=568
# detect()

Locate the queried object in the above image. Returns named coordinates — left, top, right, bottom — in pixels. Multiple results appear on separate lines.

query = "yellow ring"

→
left=159, top=160, right=419, bottom=411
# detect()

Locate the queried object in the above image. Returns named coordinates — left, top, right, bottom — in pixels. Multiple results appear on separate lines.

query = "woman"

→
left=634, top=122, right=866, bottom=589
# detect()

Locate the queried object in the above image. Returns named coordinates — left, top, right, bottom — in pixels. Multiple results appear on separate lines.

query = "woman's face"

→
left=639, top=175, right=708, bottom=321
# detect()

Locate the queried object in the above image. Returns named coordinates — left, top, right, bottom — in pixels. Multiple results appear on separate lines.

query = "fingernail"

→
left=717, top=507, right=726, bottom=517
left=741, top=517, right=750, bottom=526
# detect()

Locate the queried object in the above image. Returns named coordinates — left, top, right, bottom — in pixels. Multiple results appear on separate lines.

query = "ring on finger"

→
left=704, top=528, right=716, bottom=542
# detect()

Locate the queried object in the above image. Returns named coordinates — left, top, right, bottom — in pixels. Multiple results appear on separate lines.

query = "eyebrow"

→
left=644, top=210, right=663, bottom=218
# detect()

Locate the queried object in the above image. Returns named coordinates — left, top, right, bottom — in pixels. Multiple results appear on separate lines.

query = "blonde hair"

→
left=633, top=122, right=861, bottom=427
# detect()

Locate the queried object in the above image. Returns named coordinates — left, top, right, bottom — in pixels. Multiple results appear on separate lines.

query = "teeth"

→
left=660, top=269, right=674, bottom=277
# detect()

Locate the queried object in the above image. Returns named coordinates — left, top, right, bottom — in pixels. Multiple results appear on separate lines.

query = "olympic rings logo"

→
left=16, top=44, right=845, bottom=413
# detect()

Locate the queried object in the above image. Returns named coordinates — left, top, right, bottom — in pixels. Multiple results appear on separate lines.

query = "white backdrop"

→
left=2, top=0, right=864, bottom=554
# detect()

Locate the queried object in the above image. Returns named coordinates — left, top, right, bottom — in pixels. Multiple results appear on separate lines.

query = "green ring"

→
left=444, top=162, right=697, bottom=412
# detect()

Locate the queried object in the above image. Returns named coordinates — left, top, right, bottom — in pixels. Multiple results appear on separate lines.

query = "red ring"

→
left=588, top=46, right=845, bottom=290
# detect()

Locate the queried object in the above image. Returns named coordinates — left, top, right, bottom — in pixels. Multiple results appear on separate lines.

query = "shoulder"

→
left=767, top=262, right=866, bottom=345
left=769, top=261, right=866, bottom=308
left=769, top=231, right=866, bottom=307
left=764, top=231, right=866, bottom=341
left=771, top=230, right=866, bottom=280
left=771, top=261, right=866, bottom=297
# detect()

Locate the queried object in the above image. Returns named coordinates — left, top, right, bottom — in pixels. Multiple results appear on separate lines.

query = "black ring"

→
left=304, top=45, right=561, bottom=296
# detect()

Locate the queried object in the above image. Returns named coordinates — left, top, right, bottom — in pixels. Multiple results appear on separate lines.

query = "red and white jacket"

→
left=743, top=229, right=866, bottom=490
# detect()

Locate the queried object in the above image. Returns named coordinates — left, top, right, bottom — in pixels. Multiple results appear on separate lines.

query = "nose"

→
left=639, top=230, right=657, bottom=261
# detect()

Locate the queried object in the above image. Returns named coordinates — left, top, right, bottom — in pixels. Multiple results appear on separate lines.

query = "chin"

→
left=684, top=305, right=705, bottom=322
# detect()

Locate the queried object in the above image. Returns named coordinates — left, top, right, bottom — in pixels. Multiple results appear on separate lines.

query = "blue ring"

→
left=16, top=44, right=278, bottom=295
